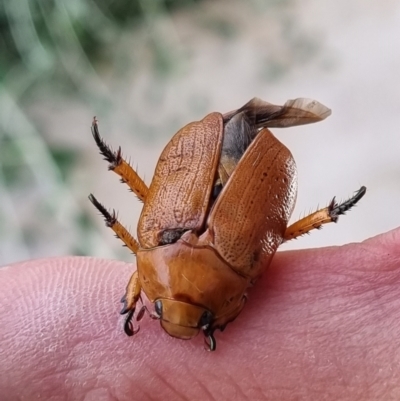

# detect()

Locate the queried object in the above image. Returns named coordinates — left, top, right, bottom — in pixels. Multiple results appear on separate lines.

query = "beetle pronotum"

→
left=89, top=98, right=366, bottom=351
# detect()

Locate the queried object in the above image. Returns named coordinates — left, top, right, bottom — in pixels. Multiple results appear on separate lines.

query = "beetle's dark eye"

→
left=199, top=310, right=213, bottom=328
left=154, top=300, right=163, bottom=317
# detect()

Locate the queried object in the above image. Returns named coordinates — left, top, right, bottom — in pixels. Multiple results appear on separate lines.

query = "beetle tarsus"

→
left=92, top=117, right=122, bottom=168
left=329, top=186, right=367, bottom=221
left=89, top=194, right=140, bottom=253
left=124, top=309, right=140, bottom=336
left=204, top=332, right=216, bottom=352
left=91, top=117, right=149, bottom=201
left=88, top=193, right=117, bottom=227
left=203, top=328, right=217, bottom=351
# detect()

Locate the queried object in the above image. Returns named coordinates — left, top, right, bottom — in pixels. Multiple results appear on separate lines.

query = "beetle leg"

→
left=91, top=117, right=149, bottom=202
left=88, top=194, right=140, bottom=254
left=120, top=271, right=142, bottom=336
left=203, top=329, right=217, bottom=352
left=284, top=186, right=366, bottom=241
left=136, top=305, right=160, bottom=320
left=123, top=309, right=140, bottom=336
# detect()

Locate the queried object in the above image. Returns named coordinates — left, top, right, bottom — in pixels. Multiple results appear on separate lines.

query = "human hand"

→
left=1, top=228, right=400, bottom=400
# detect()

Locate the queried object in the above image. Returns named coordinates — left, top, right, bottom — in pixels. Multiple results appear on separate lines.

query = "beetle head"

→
left=154, top=298, right=214, bottom=340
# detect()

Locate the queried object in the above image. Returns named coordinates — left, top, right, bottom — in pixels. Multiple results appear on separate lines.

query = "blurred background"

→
left=0, top=0, right=399, bottom=266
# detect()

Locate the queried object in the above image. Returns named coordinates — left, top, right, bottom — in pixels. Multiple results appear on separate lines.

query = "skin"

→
left=1, top=228, right=400, bottom=401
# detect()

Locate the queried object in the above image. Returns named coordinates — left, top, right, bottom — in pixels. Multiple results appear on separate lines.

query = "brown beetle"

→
left=89, top=98, right=366, bottom=351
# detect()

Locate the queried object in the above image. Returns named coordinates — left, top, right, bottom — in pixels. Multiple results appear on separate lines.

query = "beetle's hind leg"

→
left=91, top=117, right=149, bottom=202
left=284, top=186, right=366, bottom=242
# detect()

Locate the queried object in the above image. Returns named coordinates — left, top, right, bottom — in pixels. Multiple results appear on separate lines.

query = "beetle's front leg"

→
left=120, top=271, right=142, bottom=336
left=284, top=186, right=366, bottom=241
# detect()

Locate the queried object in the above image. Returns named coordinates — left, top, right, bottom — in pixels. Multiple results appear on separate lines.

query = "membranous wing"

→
left=217, top=98, right=330, bottom=186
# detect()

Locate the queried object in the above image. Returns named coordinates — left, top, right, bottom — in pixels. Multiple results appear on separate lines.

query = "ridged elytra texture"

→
left=205, top=127, right=297, bottom=278
left=138, top=113, right=223, bottom=248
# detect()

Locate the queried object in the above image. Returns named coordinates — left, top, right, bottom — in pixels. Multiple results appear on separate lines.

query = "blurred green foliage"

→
left=0, top=0, right=204, bottom=264
left=0, top=0, right=201, bottom=76
left=0, top=0, right=323, bottom=265
left=0, top=0, right=204, bottom=102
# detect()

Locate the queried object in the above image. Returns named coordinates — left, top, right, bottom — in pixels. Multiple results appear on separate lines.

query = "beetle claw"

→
left=120, top=300, right=129, bottom=315
left=123, top=308, right=140, bottom=336
left=132, top=325, right=141, bottom=335
left=125, top=322, right=140, bottom=336
left=204, top=331, right=217, bottom=352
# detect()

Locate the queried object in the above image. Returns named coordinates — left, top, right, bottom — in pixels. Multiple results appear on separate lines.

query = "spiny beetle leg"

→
left=88, top=193, right=142, bottom=335
left=284, top=186, right=366, bottom=241
left=91, top=117, right=149, bottom=202
left=121, top=271, right=142, bottom=336
left=88, top=193, right=140, bottom=254
left=120, top=271, right=141, bottom=313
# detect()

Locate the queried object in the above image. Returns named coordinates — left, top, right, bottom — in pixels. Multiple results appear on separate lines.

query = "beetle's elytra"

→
left=89, top=97, right=366, bottom=351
